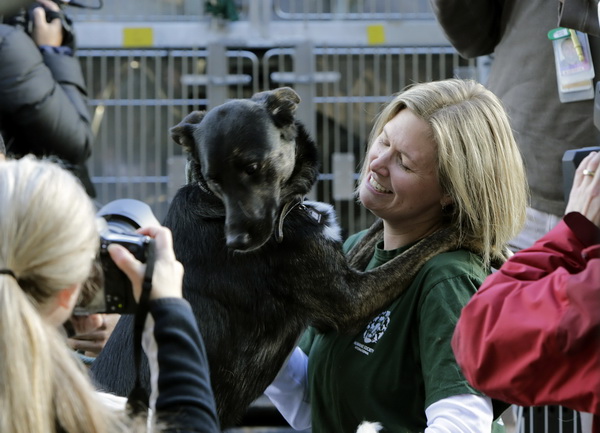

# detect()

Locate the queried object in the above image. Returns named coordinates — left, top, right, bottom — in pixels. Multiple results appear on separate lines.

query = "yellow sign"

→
left=123, top=27, right=154, bottom=48
left=367, top=24, right=386, bottom=45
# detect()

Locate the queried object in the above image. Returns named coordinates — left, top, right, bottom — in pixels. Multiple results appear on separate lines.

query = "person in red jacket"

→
left=452, top=151, right=600, bottom=432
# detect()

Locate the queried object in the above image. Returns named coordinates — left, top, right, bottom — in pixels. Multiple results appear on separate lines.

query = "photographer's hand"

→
left=31, top=0, right=63, bottom=47
left=108, top=226, right=184, bottom=301
left=565, top=151, right=600, bottom=228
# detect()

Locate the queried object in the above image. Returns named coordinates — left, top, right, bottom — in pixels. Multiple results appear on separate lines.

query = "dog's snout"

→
left=224, top=201, right=277, bottom=252
left=226, top=232, right=253, bottom=251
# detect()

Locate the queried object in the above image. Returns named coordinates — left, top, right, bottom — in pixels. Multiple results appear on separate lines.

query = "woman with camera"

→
left=0, top=156, right=220, bottom=432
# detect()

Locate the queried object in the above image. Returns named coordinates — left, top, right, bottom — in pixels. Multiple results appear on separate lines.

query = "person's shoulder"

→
left=422, top=248, right=481, bottom=266
left=415, top=249, right=487, bottom=307
left=343, top=228, right=369, bottom=251
left=0, top=23, right=35, bottom=52
left=0, top=23, right=24, bottom=40
left=419, top=249, right=487, bottom=285
left=0, top=23, right=16, bottom=44
left=0, top=23, right=13, bottom=34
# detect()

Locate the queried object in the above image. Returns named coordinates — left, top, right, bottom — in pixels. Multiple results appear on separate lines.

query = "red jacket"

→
left=452, top=212, right=600, bottom=432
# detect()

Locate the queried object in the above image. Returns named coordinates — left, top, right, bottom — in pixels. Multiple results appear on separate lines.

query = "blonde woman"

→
left=266, top=79, right=528, bottom=432
left=0, top=156, right=219, bottom=433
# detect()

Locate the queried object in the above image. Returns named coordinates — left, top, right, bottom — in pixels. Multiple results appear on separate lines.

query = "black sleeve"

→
left=147, top=298, right=221, bottom=433
left=428, top=0, right=503, bottom=58
left=0, top=24, right=92, bottom=164
left=558, top=0, right=600, bottom=37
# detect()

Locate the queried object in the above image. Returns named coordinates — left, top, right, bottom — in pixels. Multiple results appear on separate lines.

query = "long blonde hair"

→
left=360, top=79, right=528, bottom=265
left=0, top=157, right=133, bottom=433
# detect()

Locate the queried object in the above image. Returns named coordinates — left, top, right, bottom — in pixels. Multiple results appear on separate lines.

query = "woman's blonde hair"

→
left=360, top=79, right=529, bottom=265
left=0, top=157, right=134, bottom=433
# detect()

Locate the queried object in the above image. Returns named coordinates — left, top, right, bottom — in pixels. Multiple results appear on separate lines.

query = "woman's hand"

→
left=108, top=225, right=184, bottom=301
left=566, top=151, right=600, bottom=228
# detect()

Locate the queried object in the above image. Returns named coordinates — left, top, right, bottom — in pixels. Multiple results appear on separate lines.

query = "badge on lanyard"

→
left=548, top=27, right=595, bottom=103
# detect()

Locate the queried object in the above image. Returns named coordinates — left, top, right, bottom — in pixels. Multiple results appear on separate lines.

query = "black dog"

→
left=91, top=87, right=459, bottom=428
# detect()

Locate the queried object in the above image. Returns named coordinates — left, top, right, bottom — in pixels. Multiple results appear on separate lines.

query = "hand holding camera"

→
left=108, top=225, right=184, bottom=302
left=74, top=199, right=181, bottom=315
left=69, top=201, right=184, bottom=361
left=30, top=0, right=63, bottom=46
left=4, top=0, right=76, bottom=51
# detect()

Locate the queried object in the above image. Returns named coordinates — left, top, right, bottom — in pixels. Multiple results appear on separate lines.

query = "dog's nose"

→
left=226, top=232, right=252, bottom=251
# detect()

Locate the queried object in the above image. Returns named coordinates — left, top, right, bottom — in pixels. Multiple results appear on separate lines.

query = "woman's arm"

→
left=452, top=153, right=600, bottom=414
left=110, top=225, right=221, bottom=432
left=144, top=298, right=221, bottom=432
left=452, top=223, right=600, bottom=413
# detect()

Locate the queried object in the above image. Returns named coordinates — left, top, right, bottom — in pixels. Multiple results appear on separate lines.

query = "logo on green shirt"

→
left=354, top=311, right=390, bottom=354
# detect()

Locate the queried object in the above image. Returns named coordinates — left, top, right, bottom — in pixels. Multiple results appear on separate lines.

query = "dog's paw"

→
left=356, top=421, right=383, bottom=433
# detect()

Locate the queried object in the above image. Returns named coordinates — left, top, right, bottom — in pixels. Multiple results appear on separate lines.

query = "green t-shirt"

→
left=299, top=231, right=505, bottom=433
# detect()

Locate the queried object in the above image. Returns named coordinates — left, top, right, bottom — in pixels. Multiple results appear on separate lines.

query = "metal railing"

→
left=79, top=44, right=474, bottom=232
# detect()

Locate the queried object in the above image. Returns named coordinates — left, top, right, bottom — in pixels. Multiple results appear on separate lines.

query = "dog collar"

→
left=274, top=197, right=303, bottom=243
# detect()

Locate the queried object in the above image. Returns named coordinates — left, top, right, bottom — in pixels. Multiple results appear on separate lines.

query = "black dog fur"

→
left=91, top=87, right=459, bottom=428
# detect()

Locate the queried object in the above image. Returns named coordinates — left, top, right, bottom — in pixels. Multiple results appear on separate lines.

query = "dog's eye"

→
left=244, top=163, right=258, bottom=176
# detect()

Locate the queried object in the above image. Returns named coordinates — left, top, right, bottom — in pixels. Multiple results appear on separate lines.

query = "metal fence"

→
left=79, top=44, right=476, bottom=230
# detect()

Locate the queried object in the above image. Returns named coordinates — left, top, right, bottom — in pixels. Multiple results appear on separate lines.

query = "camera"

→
left=3, top=0, right=75, bottom=49
left=73, top=199, right=159, bottom=315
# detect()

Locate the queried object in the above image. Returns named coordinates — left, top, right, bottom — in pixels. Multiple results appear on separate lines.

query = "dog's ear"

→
left=170, top=111, right=206, bottom=155
left=252, top=87, right=300, bottom=128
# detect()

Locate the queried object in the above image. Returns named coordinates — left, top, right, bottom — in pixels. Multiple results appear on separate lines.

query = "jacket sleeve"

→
left=451, top=213, right=600, bottom=415
left=558, top=0, right=600, bottom=37
left=264, top=346, right=312, bottom=430
left=143, top=298, right=221, bottom=433
left=428, top=0, right=503, bottom=58
left=0, top=24, right=92, bottom=164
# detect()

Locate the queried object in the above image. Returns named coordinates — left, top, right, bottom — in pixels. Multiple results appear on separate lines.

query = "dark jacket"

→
left=0, top=23, right=95, bottom=196
left=147, top=298, right=221, bottom=432
left=430, top=0, right=600, bottom=216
